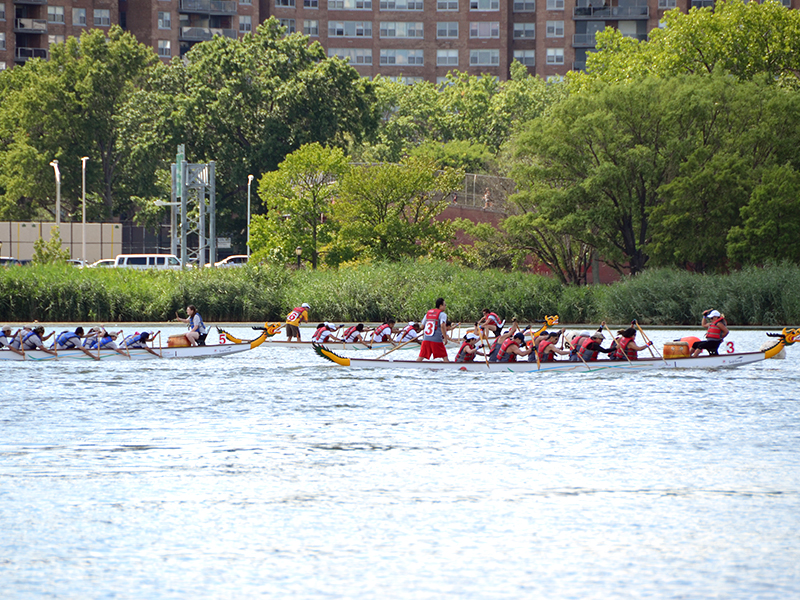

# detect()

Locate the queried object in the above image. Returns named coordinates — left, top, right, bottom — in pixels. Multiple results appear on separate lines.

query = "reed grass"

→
left=1, top=261, right=799, bottom=326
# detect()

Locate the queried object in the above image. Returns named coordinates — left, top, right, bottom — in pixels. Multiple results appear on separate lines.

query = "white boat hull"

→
left=314, top=346, right=773, bottom=372
left=263, top=339, right=456, bottom=350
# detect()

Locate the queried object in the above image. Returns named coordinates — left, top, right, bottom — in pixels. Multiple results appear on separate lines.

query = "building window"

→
left=278, top=18, right=294, bottom=33
left=0, top=4, right=4, bottom=21
left=657, top=0, right=677, bottom=6
left=513, top=0, right=535, bottom=10
left=158, top=11, right=171, bottom=29
left=381, top=0, right=423, bottom=8
left=469, top=21, right=499, bottom=38
left=240, top=0, right=251, bottom=4
left=513, top=49, right=535, bottom=66
left=437, top=0, right=458, bottom=8
left=0, top=62, right=6, bottom=70
left=437, top=49, right=458, bottom=66
left=546, top=0, right=564, bottom=9
left=436, top=21, right=458, bottom=38
left=546, top=20, right=563, bottom=37
left=0, top=33, right=4, bottom=51
left=546, top=47, right=564, bottom=64
left=305, top=0, right=319, bottom=6
left=94, top=9, right=111, bottom=26
left=73, top=8, right=86, bottom=26
left=304, top=19, right=319, bottom=35
left=513, top=22, right=535, bottom=38
left=380, top=22, right=423, bottom=38
left=276, top=0, right=296, bottom=6
left=48, top=6, right=65, bottom=23
left=470, top=49, right=499, bottom=65
left=328, top=21, right=373, bottom=37
left=469, top=0, right=499, bottom=9
left=329, top=0, right=372, bottom=8
left=380, top=49, right=424, bottom=65
left=328, top=47, right=373, bottom=64
left=158, top=40, right=171, bottom=57
left=48, top=34, right=66, bottom=46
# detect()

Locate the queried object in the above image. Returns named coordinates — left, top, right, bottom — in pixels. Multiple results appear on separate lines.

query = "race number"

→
left=286, top=310, right=301, bottom=323
left=424, top=321, right=436, bottom=336
left=220, top=333, right=227, bottom=344
left=726, top=341, right=735, bottom=353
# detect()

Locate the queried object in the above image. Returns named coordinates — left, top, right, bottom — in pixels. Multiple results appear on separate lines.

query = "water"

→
left=2, top=327, right=799, bottom=599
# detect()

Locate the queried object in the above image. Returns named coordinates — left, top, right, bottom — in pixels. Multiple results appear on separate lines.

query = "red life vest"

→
left=496, top=338, right=519, bottom=363
left=570, top=335, right=587, bottom=357
left=311, top=327, right=328, bottom=342
left=613, top=336, right=637, bottom=360
left=485, top=312, right=501, bottom=327
left=373, top=324, right=391, bottom=342
left=537, top=339, right=556, bottom=362
left=455, top=341, right=476, bottom=363
left=343, top=326, right=360, bottom=342
left=578, top=337, right=600, bottom=361
left=706, top=317, right=725, bottom=340
left=398, top=325, right=416, bottom=341
left=423, top=308, right=443, bottom=342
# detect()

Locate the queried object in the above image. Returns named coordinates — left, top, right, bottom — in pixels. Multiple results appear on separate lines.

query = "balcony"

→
left=180, top=0, right=238, bottom=15
left=15, top=47, right=48, bottom=61
left=572, top=60, right=587, bottom=71
left=573, top=32, right=596, bottom=47
left=14, top=18, right=47, bottom=33
left=13, top=0, right=48, bottom=4
left=573, top=5, right=649, bottom=19
left=180, top=26, right=237, bottom=41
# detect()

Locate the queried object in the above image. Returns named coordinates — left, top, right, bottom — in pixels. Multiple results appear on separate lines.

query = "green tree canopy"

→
left=253, top=143, right=350, bottom=269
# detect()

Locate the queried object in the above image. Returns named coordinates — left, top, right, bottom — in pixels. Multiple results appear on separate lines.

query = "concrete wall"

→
left=0, top=222, right=122, bottom=263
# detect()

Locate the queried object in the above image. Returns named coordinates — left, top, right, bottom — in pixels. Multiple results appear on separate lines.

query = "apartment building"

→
left=0, top=0, right=257, bottom=69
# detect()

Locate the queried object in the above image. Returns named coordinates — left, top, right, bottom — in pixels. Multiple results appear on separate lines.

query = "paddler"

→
left=53, top=326, right=99, bottom=359
left=416, top=297, right=450, bottom=362
left=311, top=323, right=340, bottom=343
left=20, top=326, right=57, bottom=356
left=371, top=319, right=396, bottom=344
left=690, top=309, right=729, bottom=357
left=490, top=331, right=532, bottom=363
left=395, top=321, right=421, bottom=343
left=0, top=325, right=24, bottom=356
left=454, top=332, right=484, bottom=363
left=284, top=302, right=310, bottom=342
left=478, top=309, right=504, bottom=337
left=341, top=323, right=371, bottom=346
left=120, top=331, right=160, bottom=357
left=570, top=324, right=614, bottom=362
left=610, top=327, right=651, bottom=361
left=533, top=330, right=570, bottom=362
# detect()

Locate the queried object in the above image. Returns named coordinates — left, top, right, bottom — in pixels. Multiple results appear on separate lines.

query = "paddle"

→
left=377, top=334, right=420, bottom=359
left=479, top=325, right=491, bottom=369
left=632, top=319, right=664, bottom=362
left=603, top=323, right=633, bottom=367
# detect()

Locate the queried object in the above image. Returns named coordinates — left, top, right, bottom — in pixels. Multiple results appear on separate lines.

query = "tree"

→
left=330, top=157, right=463, bottom=264
left=32, top=227, right=71, bottom=265
left=577, top=0, right=800, bottom=88
left=254, top=143, right=350, bottom=269
left=159, top=19, right=378, bottom=246
left=0, top=27, right=157, bottom=221
left=727, top=164, right=800, bottom=265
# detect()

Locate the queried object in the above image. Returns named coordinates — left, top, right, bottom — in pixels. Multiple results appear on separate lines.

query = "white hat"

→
left=707, top=310, right=721, bottom=318
left=0, top=325, right=10, bottom=332
left=580, top=331, right=591, bottom=338
left=301, top=303, right=310, bottom=309
left=591, top=331, right=604, bottom=339
left=465, top=332, right=479, bottom=341
left=327, top=323, right=338, bottom=329
left=408, top=321, right=416, bottom=326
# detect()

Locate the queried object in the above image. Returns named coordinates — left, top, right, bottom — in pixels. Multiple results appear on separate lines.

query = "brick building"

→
left=0, top=0, right=795, bottom=77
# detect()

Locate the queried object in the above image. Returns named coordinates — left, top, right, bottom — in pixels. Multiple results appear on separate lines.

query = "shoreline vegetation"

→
left=2, top=261, right=799, bottom=326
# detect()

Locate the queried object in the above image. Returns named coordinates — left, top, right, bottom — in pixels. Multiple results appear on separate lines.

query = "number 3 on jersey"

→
left=424, top=321, right=436, bottom=336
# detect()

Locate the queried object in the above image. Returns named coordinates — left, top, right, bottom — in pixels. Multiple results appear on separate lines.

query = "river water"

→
left=2, top=326, right=799, bottom=599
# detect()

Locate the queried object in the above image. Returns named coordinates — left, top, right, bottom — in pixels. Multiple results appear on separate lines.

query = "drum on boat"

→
left=168, top=334, right=191, bottom=348
left=663, top=341, right=690, bottom=359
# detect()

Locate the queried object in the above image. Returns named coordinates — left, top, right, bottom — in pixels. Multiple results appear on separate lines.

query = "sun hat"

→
left=465, top=332, right=479, bottom=341
left=707, top=310, right=721, bottom=318
left=301, top=303, right=310, bottom=309
left=0, top=325, right=10, bottom=333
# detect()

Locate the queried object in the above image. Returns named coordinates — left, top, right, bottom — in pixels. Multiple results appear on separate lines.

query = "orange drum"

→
left=681, top=336, right=701, bottom=351
left=167, top=334, right=190, bottom=348
left=663, top=341, right=690, bottom=359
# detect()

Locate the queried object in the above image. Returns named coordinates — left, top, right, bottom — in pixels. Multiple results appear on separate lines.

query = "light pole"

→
left=81, top=157, right=88, bottom=263
left=49, top=160, right=61, bottom=227
left=295, top=246, right=302, bottom=269
left=247, top=174, right=253, bottom=258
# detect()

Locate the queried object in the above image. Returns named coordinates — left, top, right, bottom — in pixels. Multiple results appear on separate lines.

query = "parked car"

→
left=67, top=259, right=86, bottom=268
left=213, top=255, right=248, bottom=268
left=113, top=254, right=182, bottom=270
left=0, top=256, right=21, bottom=267
left=89, top=259, right=116, bottom=268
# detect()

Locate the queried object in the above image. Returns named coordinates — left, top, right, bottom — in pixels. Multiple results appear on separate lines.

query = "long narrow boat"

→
left=312, top=328, right=800, bottom=373
left=0, top=330, right=268, bottom=361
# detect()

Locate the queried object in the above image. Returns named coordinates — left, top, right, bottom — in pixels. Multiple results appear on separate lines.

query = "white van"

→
left=114, top=254, right=182, bottom=270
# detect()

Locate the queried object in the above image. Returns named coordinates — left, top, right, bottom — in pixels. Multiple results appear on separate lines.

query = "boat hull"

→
left=263, top=339, right=456, bottom=350
left=314, top=348, right=772, bottom=372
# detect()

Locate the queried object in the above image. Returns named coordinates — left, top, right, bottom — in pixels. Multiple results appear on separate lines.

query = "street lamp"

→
left=49, top=160, right=61, bottom=227
left=81, top=157, right=88, bottom=263
left=247, top=174, right=254, bottom=258
left=295, top=246, right=302, bottom=269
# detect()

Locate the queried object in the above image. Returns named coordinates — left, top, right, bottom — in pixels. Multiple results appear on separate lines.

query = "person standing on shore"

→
left=417, top=297, right=450, bottom=362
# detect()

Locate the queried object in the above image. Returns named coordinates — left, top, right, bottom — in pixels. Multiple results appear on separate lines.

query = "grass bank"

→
left=2, top=261, right=799, bottom=326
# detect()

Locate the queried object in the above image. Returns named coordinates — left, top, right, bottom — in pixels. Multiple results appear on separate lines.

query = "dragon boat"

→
left=0, top=329, right=269, bottom=362
left=312, top=319, right=800, bottom=373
